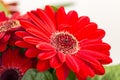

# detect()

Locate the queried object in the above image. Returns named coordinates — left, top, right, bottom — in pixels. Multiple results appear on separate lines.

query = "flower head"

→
left=16, top=6, right=112, bottom=80
left=0, top=12, right=21, bottom=52
left=0, top=47, right=34, bottom=80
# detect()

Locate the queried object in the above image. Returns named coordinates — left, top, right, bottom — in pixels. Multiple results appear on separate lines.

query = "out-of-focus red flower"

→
left=0, top=47, right=34, bottom=80
left=0, top=12, right=22, bottom=52
left=16, top=5, right=112, bottom=80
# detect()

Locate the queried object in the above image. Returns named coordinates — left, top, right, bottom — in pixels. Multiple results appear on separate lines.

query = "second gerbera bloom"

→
left=15, top=5, right=112, bottom=80
left=0, top=47, right=35, bottom=80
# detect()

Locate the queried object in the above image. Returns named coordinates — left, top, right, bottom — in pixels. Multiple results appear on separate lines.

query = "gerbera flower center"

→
left=51, top=32, right=79, bottom=54
left=0, top=20, right=20, bottom=33
left=0, top=69, right=21, bottom=80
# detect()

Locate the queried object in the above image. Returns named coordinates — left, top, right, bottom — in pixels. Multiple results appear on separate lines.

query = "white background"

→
left=4, top=0, right=120, bottom=65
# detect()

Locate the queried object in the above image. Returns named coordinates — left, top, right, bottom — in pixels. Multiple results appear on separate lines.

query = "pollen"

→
left=51, top=32, right=79, bottom=54
left=0, top=20, right=20, bottom=33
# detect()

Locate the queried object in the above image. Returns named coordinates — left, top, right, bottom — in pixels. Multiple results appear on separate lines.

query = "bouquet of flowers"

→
left=0, top=1, right=113, bottom=80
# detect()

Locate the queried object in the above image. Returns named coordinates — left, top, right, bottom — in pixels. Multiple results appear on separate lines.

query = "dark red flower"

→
left=16, top=6, right=112, bottom=80
left=0, top=12, right=21, bottom=52
left=0, top=47, right=34, bottom=80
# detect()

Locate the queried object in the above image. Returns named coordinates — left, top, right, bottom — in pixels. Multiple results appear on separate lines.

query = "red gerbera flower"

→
left=16, top=6, right=112, bottom=80
left=0, top=47, right=34, bottom=80
left=0, top=12, right=21, bottom=52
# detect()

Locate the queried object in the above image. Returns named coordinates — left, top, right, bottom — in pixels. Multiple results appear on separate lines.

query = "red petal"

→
left=77, top=51, right=101, bottom=66
left=15, top=40, right=33, bottom=48
left=2, top=48, right=18, bottom=66
left=98, top=50, right=110, bottom=56
left=50, top=54, right=62, bottom=68
left=19, top=59, right=33, bottom=74
left=0, top=12, right=8, bottom=21
left=15, top=31, right=29, bottom=38
left=0, top=32, right=5, bottom=39
left=56, top=64, right=69, bottom=80
left=20, top=20, right=40, bottom=30
left=70, top=16, right=90, bottom=34
left=38, top=51, right=56, bottom=60
left=74, top=56, right=95, bottom=78
left=79, top=39, right=102, bottom=46
left=66, top=54, right=79, bottom=73
left=57, top=24, right=71, bottom=31
left=90, top=64, right=105, bottom=75
left=0, top=43, right=7, bottom=52
left=44, top=6, right=56, bottom=28
left=23, top=36, right=44, bottom=45
left=36, top=43, right=54, bottom=51
left=37, top=60, right=50, bottom=71
left=75, top=73, right=87, bottom=80
left=81, top=43, right=111, bottom=51
left=58, top=52, right=66, bottom=62
left=25, top=48, right=40, bottom=58
left=88, top=29, right=105, bottom=39
left=76, top=51, right=106, bottom=75
left=11, top=12, right=20, bottom=19
left=37, top=9, right=55, bottom=32
left=67, top=10, right=78, bottom=26
left=57, top=7, right=67, bottom=26
left=27, top=12, right=52, bottom=34
left=78, top=50, right=112, bottom=64
left=2, top=34, right=11, bottom=42
left=26, top=28, right=50, bottom=42
left=76, top=22, right=97, bottom=40
left=1, top=47, right=33, bottom=74
left=57, top=11, right=78, bottom=31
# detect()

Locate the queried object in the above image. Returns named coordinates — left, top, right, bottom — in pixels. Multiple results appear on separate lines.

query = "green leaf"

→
left=51, top=70, right=76, bottom=80
left=52, top=2, right=74, bottom=8
left=51, top=6, right=58, bottom=12
left=0, top=52, right=2, bottom=56
left=51, top=2, right=74, bottom=12
left=22, top=69, right=38, bottom=80
left=52, top=70, right=58, bottom=80
left=87, top=64, right=120, bottom=80
left=102, top=64, right=120, bottom=80
left=35, top=70, right=53, bottom=80
left=67, top=71, right=76, bottom=80
left=22, top=69, right=53, bottom=80
left=0, top=2, right=9, bottom=15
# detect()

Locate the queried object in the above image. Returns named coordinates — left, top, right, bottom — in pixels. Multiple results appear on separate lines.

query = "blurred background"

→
left=1, top=0, right=120, bottom=65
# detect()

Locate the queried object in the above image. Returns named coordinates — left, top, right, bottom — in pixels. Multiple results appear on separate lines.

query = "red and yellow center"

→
left=51, top=32, right=79, bottom=54
left=0, top=20, right=20, bottom=33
